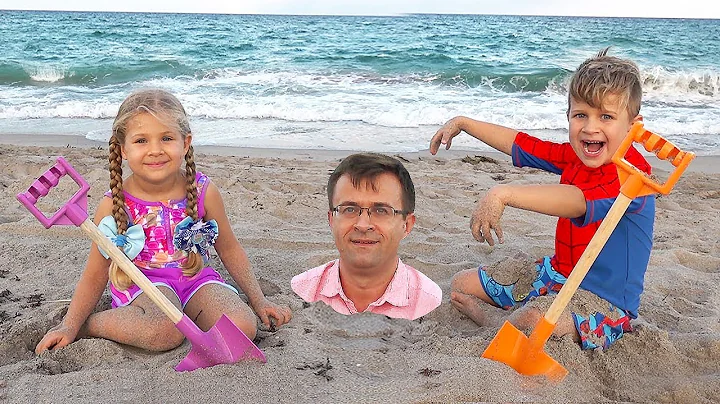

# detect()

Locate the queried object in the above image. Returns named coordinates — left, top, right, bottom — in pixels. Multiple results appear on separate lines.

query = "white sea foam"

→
left=25, top=65, right=68, bottom=83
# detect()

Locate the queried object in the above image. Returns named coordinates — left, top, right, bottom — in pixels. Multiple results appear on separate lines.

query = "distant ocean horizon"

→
left=1, top=11, right=719, bottom=154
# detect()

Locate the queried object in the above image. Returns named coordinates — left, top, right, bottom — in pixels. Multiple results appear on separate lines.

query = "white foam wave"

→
left=25, top=65, right=69, bottom=83
left=642, top=66, right=720, bottom=100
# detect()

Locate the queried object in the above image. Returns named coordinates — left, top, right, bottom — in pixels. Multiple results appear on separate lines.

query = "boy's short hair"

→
left=568, top=47, right=642, bottom=118
left=327, top=153, right=415, bottom=214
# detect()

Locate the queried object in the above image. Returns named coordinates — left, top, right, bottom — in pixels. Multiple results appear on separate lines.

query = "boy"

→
left=429, top=48, right=654, bottom=350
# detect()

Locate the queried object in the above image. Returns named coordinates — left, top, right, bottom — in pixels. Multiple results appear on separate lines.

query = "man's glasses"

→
left=332, top=204, right=408, bottom=222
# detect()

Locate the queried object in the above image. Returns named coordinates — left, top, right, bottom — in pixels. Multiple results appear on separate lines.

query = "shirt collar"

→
left=319, top=258, right=411, bottom=309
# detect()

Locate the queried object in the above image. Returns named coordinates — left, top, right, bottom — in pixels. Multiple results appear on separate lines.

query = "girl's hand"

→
left=35, top=322, right=79, bottom=354
left=251, top=298, right=292, bottom=329
left=470, top=190, right=506, bottom=246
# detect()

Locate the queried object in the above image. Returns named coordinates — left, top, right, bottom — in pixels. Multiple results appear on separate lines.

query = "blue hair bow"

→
left=173, top=217, right=219, bottom=262
left=97, top=216, right=146, bottom=260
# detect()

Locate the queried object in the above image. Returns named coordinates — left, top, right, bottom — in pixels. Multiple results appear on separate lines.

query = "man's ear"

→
left=402, top=213, right=416, bottom=238
left=327, top=210, right=333, bottom=227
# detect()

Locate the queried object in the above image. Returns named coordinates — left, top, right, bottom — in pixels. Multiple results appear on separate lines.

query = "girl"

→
left=36, top=89, right=291, bottom=353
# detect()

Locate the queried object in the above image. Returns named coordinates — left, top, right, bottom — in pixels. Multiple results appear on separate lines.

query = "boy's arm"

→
left=36, top=198, right=113, bottom=353
left=472, top=184, right=586, bottom=246
left=203, top=181, right=292, bottom=327
left=430, top=116, right=519, bottom=155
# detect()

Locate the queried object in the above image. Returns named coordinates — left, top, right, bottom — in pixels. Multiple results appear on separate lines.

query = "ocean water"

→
left=1, top=11, right=719, bottom=154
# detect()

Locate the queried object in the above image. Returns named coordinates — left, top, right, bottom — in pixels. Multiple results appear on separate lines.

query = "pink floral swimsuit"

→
left=107, top=172, right=237, bottom=308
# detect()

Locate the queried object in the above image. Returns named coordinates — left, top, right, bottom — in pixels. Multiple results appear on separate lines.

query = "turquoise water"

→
left=1, top=11, right=719, bottom=153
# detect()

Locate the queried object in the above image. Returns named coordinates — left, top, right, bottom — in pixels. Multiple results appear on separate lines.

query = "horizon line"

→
left=1, top=9, right=718, bottom=20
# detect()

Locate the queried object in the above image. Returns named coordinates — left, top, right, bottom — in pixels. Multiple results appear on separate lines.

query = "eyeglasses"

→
left=331, top=204, right=408, bottom=222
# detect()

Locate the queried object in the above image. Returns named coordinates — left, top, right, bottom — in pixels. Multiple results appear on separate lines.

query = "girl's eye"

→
left=163, top=136, right=174, bottom=141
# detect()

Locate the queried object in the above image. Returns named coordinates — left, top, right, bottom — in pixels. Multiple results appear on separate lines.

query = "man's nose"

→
left=353, top=208, right=374, bottom=230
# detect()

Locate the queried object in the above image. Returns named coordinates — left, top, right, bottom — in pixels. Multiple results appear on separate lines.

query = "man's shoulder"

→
left=401, top=262, right=442, bottom=303
left=290, top=260, right=338, bottom=301
left=292, top=260, right=337, bottom=283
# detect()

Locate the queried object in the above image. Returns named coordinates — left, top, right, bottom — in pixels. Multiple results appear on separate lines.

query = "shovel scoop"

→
left=17, top=157, right=266, bottom=371
left=480, top=123, right=695, bottom=381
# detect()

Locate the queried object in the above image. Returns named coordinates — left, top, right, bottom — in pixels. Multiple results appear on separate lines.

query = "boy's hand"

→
left=429, top=117, right=463, bottom=154
left=470, top=192, right=505, bottom=246
left=35, top=323, right=78, bottom=354
left=252, top=298, right=292, bottom=329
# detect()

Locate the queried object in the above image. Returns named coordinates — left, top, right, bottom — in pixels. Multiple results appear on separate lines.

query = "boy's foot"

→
left=450, top=291, right=486, bottom=325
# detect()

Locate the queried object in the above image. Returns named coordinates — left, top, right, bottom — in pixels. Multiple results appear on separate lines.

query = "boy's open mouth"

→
left=582, top=140, right=605, bottom=156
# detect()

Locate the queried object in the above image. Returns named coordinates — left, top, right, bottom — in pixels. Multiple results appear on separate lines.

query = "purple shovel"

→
left=17, top=157, right=266, bottom=371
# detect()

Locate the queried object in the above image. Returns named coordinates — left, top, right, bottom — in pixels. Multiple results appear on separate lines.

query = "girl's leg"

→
left=81, top=286, right=185, bottom=351
left=450, top=268, right=497, bottom=325
left=183, top=283, right=258, bottom=340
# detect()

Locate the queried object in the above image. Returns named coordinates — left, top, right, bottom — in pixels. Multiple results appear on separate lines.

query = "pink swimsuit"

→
left=107, top=172, right=237, bottom=308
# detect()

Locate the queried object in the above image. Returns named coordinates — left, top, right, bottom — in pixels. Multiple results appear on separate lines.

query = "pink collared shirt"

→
left=291, top=259, right=442, bottom=320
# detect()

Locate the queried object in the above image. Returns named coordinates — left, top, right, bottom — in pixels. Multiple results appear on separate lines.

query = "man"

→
left=291, top=153, right=442, bottom=320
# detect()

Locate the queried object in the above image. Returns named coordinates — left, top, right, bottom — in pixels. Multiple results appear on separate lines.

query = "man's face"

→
left=328, top=173, right=415, bottom=272
left=568, top=94, right=641, bottom=168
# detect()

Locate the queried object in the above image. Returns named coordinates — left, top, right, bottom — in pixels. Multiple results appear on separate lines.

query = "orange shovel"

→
left=480, top=122, right=695, bottom=381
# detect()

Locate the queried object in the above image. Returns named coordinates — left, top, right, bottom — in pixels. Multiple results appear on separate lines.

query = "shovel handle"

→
left=16, top=157, right=91, bottom=228
left=16, top=157, right=184, bottom=324
left=544, top=125, right=694, bottom=324
left=79, top=219, right=184, bottom=324
left=614, top=122, right=695, bottom=198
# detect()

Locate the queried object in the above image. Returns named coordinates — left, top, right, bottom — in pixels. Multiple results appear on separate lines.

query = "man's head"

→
left=327, top=153, right=416, bottom=272
left=567, top=47, right=643, bottom=168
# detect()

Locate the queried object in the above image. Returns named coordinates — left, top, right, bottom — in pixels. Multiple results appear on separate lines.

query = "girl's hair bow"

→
left=173, top=217, right=219, bottom=262
left=97, top=216, right=146, bottom=260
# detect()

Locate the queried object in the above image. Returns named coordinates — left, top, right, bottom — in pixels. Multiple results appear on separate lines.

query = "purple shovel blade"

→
left=174, top=314, right=266, bottom=372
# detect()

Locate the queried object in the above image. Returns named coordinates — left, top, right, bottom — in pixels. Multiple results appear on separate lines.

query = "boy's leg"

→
left=82, top=286, right=185, bottom=351
left=183, top=283, right=258, bottom=340
left=450, top=268, right=496, bottom=325
left=507, top=303, right=580, bottom=341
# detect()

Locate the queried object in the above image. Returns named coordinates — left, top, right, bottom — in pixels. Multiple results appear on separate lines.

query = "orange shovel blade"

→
left=481, top=319, right=568, bottom=382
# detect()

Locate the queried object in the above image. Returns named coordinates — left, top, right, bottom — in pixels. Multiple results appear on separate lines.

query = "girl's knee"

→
left=225, top=308, right=257, bottom=340
left=144, top=320, right=185, bottom=351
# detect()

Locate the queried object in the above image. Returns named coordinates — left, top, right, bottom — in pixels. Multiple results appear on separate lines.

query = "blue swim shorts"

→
left=478, top=256, right=632, bottom=350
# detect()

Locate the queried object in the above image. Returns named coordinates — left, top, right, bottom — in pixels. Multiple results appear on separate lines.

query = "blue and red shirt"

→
left=511, top=132, right=655, bottom=318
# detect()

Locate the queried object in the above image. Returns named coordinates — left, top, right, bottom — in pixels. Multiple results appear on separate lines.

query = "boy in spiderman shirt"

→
left=429, top=48, right=654, bottom=350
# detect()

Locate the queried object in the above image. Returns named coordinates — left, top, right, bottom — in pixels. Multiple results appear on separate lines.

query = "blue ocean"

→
left=1, top=11, right=719, bottom=153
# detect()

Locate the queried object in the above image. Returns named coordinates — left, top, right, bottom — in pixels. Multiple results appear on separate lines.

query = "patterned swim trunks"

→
left=478, top=256, right=632, bottom=350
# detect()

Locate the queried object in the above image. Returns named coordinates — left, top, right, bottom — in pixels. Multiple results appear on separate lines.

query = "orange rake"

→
left=481, top=122, right=695, bottom=381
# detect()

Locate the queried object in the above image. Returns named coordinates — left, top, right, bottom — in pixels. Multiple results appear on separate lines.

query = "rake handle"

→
left=79, top=217, right=184, bottom=324
left=544, top=193, right=633, bottom=324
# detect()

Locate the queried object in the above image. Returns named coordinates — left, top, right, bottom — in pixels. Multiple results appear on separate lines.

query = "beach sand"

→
left=0, top=135, right=718, bottom=403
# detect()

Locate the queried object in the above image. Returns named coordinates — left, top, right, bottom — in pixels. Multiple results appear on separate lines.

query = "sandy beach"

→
left=0, top=135, right=718, bottom=403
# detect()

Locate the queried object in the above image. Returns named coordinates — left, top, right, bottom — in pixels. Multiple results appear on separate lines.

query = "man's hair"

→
left=327, top=153, right=415, bottom=214
left=568, top=47, right=642, bottom=118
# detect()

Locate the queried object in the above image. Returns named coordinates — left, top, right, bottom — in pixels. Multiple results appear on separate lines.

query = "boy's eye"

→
left=573, top=113, right=586, bottom=118
left=601, top=114, right=614, bottom=120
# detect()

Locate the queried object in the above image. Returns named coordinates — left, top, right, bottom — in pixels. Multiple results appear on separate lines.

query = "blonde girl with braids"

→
left=36, top=89, right=291, bottom=354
